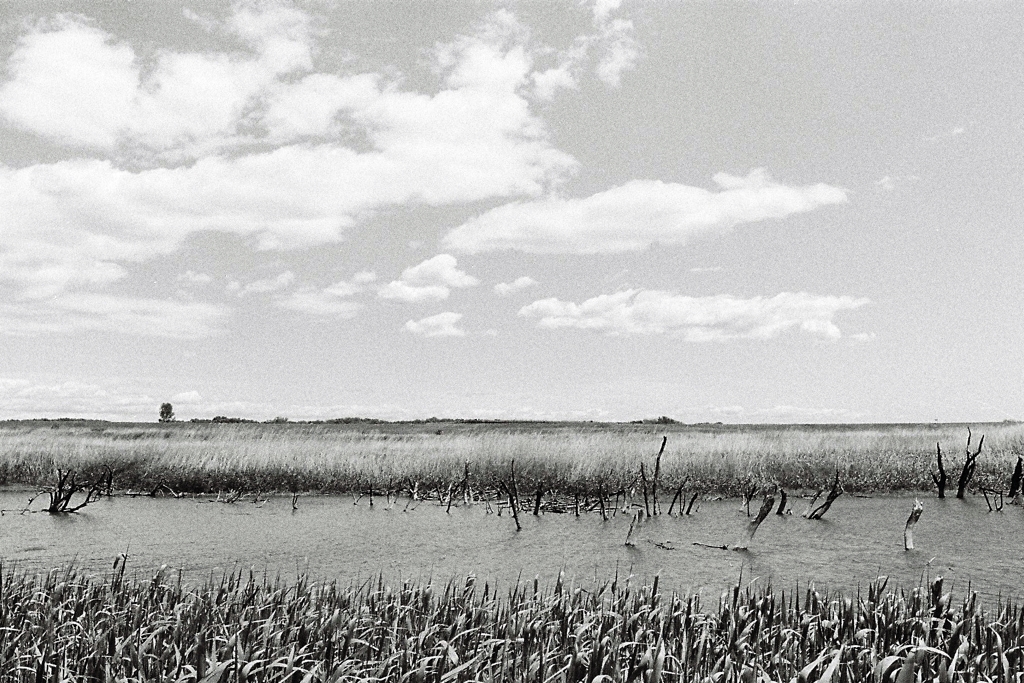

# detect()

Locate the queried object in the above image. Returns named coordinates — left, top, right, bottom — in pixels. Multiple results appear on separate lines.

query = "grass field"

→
left=1, top=419, right=1022, bottom=498
left=0, top=563, right=1020, bottom=682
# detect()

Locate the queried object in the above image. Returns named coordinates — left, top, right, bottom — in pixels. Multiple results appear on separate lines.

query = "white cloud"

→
left=170, top=390, right=202, bottom=404
left=276, top=292, right=363, bottom=317
left=235, top=271, right=296, bottom=296
left=595, top=18, right=639, bottom=88
left=378, top=282, right=451, bottom=303
left=0, top=6, right=576, bottom=318
left=532, top=65, right=577, bottom=101
left=405, top=311, right=466, bottom=337
left=379, top=255, right=479, bottom=303
left=276, top=270, right=376, bottom=317
left=444, top=170, right=848, bottom=254
left=0, top=293, right=227, bottom=338
left=178, top=271, right=213, bottom=285
left=518, top=290, right=868, bottom=340
left=0, top=377, right=149, bottom=420
left=494, top=276, right=537, bottom=295
left=0, top=18, right=137, bottom=149
left=277, top=271, right=375, bottom=316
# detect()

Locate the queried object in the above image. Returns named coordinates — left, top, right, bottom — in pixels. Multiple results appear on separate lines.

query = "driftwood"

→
left=738, top=495, right=775, bottom=547
left=931, top=442, right=946, bottom=498
left=667, top=485, right=684, bottom=516
left=500, top=459, right=522, bottom=531
left=652, top=436, right=666, bottom=515
left=805, top=472, right=843, bottom=520
left=685, top=491, right=699, bottom=515
left=1008, top=456, right=1023, bottom=504
left=741, top=484, right=758, bottom=516
left=776, top=489, right=788, bottom=515
left=981, top=487, right=1004, bottom=512
left=696, top=494, right=774, bottom=552
left=45, top=469, right=104, bottom=513
left=956, top=428, right=984, bottom=499
left=624, top=510, right=642, bottom=546
left=639, top=462, right=650, bottom=516
left=904, top=499, right=924, bottom=550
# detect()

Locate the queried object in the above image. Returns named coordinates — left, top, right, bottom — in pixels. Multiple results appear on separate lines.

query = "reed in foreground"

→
left=1, top=563, right=1021, bottom=682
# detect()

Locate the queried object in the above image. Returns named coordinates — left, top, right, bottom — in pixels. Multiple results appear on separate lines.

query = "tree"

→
left=159, top=403, right=175, bottom=423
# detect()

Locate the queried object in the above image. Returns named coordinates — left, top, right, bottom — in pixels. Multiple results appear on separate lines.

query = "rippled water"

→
left=1, top=491, right=1021, bottom=600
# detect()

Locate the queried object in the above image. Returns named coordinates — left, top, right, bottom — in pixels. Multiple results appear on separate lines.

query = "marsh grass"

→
left=0, top=563, right=1021, bottom=682
left=1, top=420, right=1023, bottom=498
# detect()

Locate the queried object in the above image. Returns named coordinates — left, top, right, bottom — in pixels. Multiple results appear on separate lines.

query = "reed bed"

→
left=1, top=563, right=1021, bottom=682
left=1, top=420, right=1022, bottom=498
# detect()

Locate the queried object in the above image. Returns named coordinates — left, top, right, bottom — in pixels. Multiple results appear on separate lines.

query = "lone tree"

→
left=159, top=402, right=175, bottom=423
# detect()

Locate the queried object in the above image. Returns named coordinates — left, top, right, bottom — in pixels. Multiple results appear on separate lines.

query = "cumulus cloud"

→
left=405, top=311, right=466, bottom=337
left=379, top=255, right=479, bottom=303
left=518, top=290, right=868, bottom=340
left=594, top=18, right=638, bottom=88
left=0, top=5, right=576, bottom=328
left=525, top=0, right=638, bottom=100
left=0, top=9, right=312, bottom=155
left=277, top=271, right=375, bottom=316
left=494, top=276, right=537, bottom=295
left=444, top=170, right=848, bottom=254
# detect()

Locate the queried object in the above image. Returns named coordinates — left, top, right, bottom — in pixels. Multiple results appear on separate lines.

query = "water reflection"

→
left=0, top=491, right=1020, bottom=601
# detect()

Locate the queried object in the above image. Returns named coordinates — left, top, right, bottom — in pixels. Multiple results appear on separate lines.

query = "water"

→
left=1, top=490, right=1021, bottom=601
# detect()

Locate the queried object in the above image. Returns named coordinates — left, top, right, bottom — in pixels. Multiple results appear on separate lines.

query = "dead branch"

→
left=805, top=471, right=843, bottom=520
left=744, top=494, right=775, bottom=542
left=652, top=436, right=666, bottom=515
left=904, top=499, right=924, bottom=550
left=956, top=429, right=983, bottom=499
left=776, top=489, right=788, bottom=515
left=931, top=442, right=946, bottom=499
left=1008, top=455, right=1022, bottom=503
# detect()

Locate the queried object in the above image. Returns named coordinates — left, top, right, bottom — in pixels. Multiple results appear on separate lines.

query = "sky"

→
left=1, top=0, right=1023, bottom=423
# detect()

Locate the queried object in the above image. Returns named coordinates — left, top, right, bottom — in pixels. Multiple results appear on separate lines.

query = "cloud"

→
left=595, top=18, right=638, bottom=88
left=178, top=271, right=213, bottom=285
left=170, top=390, right=202, bottom=404
left=405, top=311, right=466, bottom=337
left=277, top=271, right=375, bottom=316
left=0, top=6, right=576, bottom=315
left=518, top=290, right=868, bottom=340
left=233, top=271, right=296, bottom=296
left=0, top=10, right=312, bottom=155
left=277, top=291, right=363, bottom=317
left=532, top=65, right=576, bottom=101
left=379, top=255, right=479, bottom=303
left=494, top=276, right=537, bottom=295
left=692, top=404, right=867, bottom=422
left=0, top=293, right=227, bottom=338
left=444, top=170, right=848, bottom=254
left=0, top=377, right=153, bottom=420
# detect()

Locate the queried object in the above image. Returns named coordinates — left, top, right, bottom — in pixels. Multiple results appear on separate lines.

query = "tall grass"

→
left=1, top=564, right=1021, bottom=681
left=1, top=420, right=1022, bottom=497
